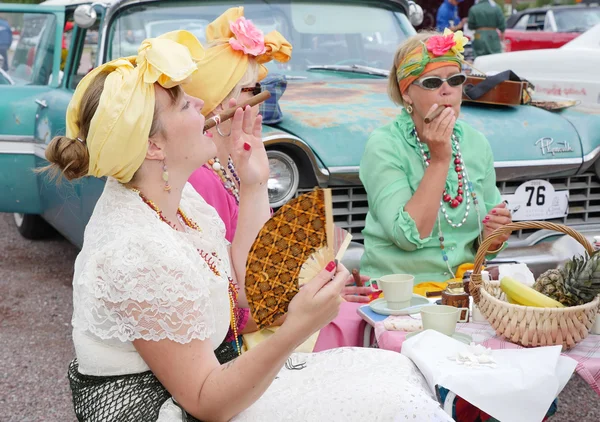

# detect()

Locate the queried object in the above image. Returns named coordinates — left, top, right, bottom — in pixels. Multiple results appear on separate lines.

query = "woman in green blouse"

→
left=360, top=30, right=512, bottom=284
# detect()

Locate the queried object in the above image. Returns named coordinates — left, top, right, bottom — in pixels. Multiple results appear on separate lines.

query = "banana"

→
left=500, top=276, right=565, bottom=308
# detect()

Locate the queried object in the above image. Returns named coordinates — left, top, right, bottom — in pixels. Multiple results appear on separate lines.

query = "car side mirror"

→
left=74, top=4, right=99, bottom=29
left=408, top=1, right=424, bottom=27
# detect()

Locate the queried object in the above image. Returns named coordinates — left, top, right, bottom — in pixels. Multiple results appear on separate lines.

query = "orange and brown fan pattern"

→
left=245, top=189, right=328, bottom=329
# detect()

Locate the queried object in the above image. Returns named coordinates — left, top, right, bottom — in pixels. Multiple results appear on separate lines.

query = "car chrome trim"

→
left=263, top=133, right=329, bottom=185
left=0, top=137, right=37, bottom=154
left=494, top=158, right=582, bottom=167
left=583, top=145, right=600, bottom=163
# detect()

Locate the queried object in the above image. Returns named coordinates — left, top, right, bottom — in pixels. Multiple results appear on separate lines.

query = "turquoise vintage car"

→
left=1, top=0, right=600, bottom=276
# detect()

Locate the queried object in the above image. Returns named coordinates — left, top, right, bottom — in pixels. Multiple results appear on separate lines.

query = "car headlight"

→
left=267, top=150, right=300, bottom=208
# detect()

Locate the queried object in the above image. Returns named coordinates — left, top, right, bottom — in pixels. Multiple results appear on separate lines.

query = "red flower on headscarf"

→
left=426, top=34, right=456, bottom=56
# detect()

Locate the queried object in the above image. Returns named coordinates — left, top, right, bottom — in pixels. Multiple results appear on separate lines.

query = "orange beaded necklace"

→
left=132, top=188, right=242, bottom=356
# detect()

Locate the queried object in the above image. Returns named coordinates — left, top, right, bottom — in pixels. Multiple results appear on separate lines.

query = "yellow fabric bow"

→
left=66, top=30, right=205, bottom=183
left=183, top=7, right=292, bottom=115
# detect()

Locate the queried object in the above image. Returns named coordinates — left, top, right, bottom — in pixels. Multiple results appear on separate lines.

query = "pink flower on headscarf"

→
left=228, top=17, right=266, bottom=56
left=425, top=34, right=456, bottom=56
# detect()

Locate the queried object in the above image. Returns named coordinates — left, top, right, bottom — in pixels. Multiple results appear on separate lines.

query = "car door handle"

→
left=35, top=99, right=48, bottom=108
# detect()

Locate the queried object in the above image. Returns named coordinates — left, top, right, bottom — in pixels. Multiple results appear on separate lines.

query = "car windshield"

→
left=108, top=1, right=412, bottom=77
left=554, top=8, right=600, bottom=32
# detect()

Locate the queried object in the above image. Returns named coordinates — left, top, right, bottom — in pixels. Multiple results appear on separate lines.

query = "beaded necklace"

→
left=413, top=130, right=483, bottom=278
left=132, top=188, right=242, bottom=356
left=208, top=157, right=240, bottom=204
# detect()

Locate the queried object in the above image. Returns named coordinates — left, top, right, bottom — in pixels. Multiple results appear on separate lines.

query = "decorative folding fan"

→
left=245, top=188, right=353, bottom=329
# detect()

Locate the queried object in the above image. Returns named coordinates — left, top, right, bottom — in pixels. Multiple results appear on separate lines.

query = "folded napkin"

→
left=383, top=316, right=423, bottom=332
left=402, top=330, right=577, bottom=422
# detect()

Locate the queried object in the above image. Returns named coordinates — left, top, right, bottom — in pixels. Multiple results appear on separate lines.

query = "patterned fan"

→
left=245, top=188, right=352, bottom=329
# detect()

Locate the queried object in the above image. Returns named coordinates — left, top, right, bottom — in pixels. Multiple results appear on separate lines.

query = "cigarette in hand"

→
left=424, top=104, right=451, bottom=124
left=352, top=268, right=363, bottom=287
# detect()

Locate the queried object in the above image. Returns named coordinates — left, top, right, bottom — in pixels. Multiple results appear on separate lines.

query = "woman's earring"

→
left=162, top=159, right=171, bottom=192
left=406, top=104, right=413, bottom=114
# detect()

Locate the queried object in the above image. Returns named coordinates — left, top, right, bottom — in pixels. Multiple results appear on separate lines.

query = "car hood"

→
left=274, top=79, right=586, bottom=172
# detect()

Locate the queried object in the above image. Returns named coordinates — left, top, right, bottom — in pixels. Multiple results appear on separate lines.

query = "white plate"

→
left=369, top=295, right=430, bottom=316
left=406, top=330, right=473, bottom=345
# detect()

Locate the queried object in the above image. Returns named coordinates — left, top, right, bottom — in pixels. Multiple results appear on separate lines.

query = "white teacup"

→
left=378, top=274, right=414, bottom=310
left=420, top=305, right=469, bottom=336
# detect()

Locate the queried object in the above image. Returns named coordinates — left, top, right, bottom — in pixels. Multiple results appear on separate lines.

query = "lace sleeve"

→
left=73, top=238, right=217, bottom=344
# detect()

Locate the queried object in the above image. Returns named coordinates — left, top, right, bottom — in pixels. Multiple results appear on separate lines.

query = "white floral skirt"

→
left=233, top=347, right=453, bottom=422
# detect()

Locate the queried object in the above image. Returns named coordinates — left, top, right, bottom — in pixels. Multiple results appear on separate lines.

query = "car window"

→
left=107, top=2, right=412, bottom=73
left=0, top=11, right=58, bottom=86
left=68, top=24, right=100, bottom=89
left=512, top=14, right=529, bottom=30
left=526, top=12, right=546, bottom=31
left=553, top=9, right=600, bottom=33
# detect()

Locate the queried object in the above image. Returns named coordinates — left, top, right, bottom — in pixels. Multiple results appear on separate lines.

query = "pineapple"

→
left=533, top=251, right=600, bottom=306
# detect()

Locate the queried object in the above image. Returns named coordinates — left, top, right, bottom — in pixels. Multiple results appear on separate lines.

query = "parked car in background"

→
left=2, top=0, right=600, bottom=276
left=0, top=67, right=13, bottom=84
left=474, top=23, right=600, bottom=107
left=504, top=5, right=600, bottom=52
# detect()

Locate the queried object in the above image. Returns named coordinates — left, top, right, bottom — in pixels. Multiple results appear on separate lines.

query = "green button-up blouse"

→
left=359, top=110, right=503, bottom=284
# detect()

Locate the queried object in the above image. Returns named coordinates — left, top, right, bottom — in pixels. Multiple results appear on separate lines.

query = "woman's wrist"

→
left=486, top=241, right=506, bottom=254
left=273, top=318, right=310, bottom=350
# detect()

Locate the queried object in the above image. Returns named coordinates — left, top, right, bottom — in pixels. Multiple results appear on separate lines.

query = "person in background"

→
left=436, top=0, right=467, bottom=32
left=468, top=0, right=506, bottom=57
left=0, top=18, right=12, bottom=71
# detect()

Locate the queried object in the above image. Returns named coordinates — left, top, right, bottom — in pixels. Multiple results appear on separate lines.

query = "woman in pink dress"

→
left=187, top=8, right=375, bottom=352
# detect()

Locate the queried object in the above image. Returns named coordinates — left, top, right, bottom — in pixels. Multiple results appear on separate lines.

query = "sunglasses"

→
left=412, top=73, right=467, bottom=90
left=241, top=83, right=262, bottom=96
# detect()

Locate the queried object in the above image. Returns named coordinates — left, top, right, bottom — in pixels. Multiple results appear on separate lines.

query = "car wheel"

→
left=267, top=150, right=300, bottom=208
left=13, top=213, right=55, bottom=240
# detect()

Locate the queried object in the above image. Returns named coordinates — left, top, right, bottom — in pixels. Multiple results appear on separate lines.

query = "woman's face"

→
left=403, top=65, right=463, bottom=122
left=154, top=86, right=216, bottom=173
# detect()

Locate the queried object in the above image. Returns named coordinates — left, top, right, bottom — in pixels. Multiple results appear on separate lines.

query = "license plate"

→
left=501, top=180, right=569, bottom=221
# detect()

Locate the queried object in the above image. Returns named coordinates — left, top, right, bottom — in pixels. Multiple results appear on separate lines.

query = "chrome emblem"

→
left=536, top=137, right=574, bottom=156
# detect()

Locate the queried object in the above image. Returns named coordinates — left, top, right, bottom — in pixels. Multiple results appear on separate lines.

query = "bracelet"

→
left=486, top=241, right=506, bottom=255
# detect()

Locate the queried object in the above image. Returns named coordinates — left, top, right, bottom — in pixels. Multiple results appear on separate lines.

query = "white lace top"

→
left=71, top=178, right=453, bottom=422
left=72, top=178, right=231, bottom=376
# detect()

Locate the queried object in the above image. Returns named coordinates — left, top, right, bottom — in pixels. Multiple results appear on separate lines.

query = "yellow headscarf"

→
left=66, top=30, right=205, bottom=183
left=183, top=7, right=292, bottom=115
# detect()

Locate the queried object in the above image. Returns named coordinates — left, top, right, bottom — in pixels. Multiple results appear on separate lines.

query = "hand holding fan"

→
left=244, top=188, right=352, bottom=329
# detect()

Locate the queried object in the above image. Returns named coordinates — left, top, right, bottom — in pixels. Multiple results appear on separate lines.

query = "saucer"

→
left=405, top=330, right=473, bottom=344
left=369, top=295, right=430, bottom=316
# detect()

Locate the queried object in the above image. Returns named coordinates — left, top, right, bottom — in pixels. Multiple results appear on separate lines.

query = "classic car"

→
left=504, top=4, right=600, bottom=52
left=2, top=0, right=600, bottom=277
left=0, top=67, right=13, bottom=85
left=474, top=23, right=600, bottom=107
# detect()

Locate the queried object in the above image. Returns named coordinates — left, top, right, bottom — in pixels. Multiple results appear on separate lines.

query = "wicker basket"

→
left=470, top=221, right=600, bottom=351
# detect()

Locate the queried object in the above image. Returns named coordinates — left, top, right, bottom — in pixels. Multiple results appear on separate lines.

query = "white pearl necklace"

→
left=414, top=130, right=483, bottom=278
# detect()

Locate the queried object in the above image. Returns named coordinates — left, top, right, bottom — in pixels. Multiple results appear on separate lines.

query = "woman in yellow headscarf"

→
left=44, top=25, right=451, bottom=422
left=187, top=8, right=374, bottom=355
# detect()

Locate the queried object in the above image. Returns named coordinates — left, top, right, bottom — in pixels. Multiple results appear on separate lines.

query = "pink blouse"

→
left=188, top=165, right=238, bottom=243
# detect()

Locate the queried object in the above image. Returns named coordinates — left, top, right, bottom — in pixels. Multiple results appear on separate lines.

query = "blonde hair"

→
left=388, top=31, right=439, bottom=107
left=42, top=72, right=182, bottom=181
left=206, top=40, right=260, bottom=113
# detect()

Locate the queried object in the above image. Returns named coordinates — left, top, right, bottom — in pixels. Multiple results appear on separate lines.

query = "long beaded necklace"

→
left=132, top=188, right=242, bottom=356
left=208, top=157, right=240, bottom=204
left=414, top=130, right=483, bottom=278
